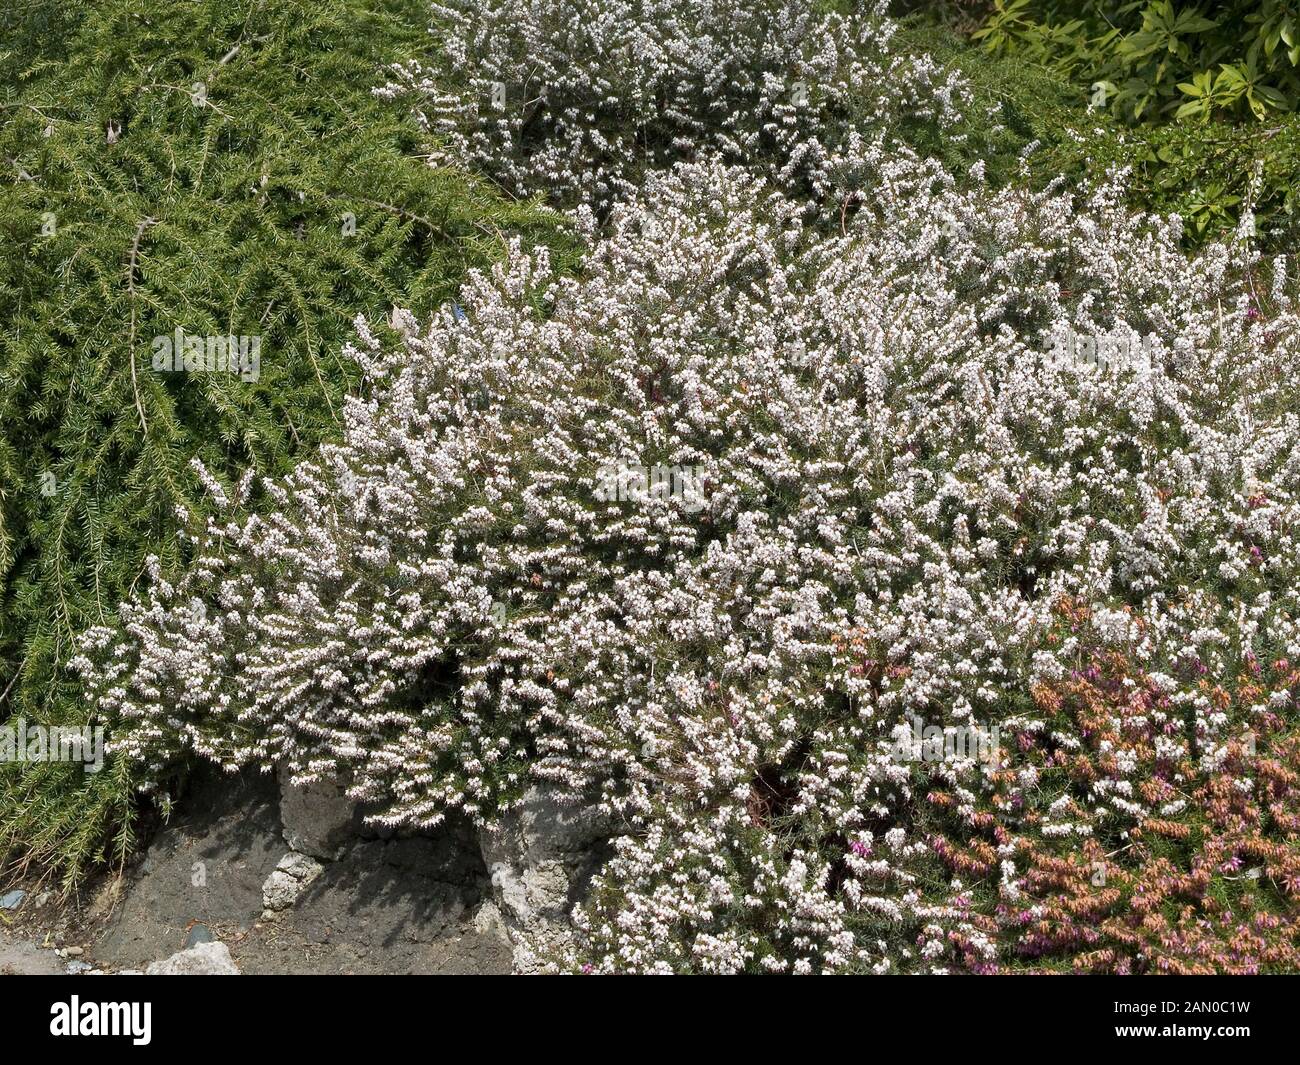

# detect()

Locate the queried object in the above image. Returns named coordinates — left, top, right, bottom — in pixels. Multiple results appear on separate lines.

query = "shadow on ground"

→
left=72, top=766, right=512, bottom=974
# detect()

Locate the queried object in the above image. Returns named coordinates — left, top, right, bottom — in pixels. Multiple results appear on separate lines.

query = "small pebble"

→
left=184, top=924, right=215, bottom=948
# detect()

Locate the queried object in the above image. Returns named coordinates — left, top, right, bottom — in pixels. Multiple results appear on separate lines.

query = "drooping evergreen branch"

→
left=0, top=0, right=573, bottom=885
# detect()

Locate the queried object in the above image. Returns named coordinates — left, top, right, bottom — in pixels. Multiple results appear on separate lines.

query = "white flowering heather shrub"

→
left=377, top=0, right=968, bottom=211
left=76, top=156, right=1300, bottom=973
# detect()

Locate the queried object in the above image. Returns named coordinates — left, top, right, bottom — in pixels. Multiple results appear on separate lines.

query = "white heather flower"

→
left=75, top=33, right=1300, bottom=970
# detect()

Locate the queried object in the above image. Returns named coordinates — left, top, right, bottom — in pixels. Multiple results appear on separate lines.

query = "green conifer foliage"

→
left=0, top=0, right=570, bottom=881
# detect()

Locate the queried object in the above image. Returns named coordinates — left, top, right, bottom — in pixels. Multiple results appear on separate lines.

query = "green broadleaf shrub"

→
left=901, top=6, right=1300, bottom=250
left=976, top=1, right=1300, bottom=123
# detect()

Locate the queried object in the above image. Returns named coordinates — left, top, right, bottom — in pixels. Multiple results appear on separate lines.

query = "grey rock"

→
left=279, top=772, right=355, bottom=859
left=0, top=889, right=25, bottom=910
left=478, top=786, right=611, bottom=973
left=184, top=924, right=215, bottom=948
left=471, top=900, right=511, bottom=945
left=261, top=851, right=324, bottom=914
left=65, top=960, right=93, bottom=974
left=145, top=941, right=240, bottom=975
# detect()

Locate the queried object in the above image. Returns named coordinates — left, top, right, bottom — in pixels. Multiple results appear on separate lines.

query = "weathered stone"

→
left=145, top=941, right=240, bottom=975
left=478, top=787, right=610, bottom=973
left=261, top=851, right=324, bottom=915
left=471, top=899, right=511, bottom=945
left=184, top=924, right=215, bottom=948
left=279, top=772, right=355, bottom=859
left=0, top=889, right=25, bottom=910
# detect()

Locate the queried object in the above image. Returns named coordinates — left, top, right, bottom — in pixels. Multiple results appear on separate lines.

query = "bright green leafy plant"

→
left=976, top=1, right=1300, bottom=122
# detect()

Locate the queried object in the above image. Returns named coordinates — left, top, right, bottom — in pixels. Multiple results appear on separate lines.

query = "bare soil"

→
left=0, top=767, right=511, bottom=975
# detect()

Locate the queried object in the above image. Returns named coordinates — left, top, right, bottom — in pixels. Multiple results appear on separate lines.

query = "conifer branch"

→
left=125, top=216, right=156, bottom=437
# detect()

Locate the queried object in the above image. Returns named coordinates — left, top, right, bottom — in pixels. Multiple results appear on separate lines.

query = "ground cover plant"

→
left=0, top=0, right=569, bottom=881
left=8, top=0, right=1300, bottom=975
left=377, top=0, right=971, bottom=212
left=77, top=108, right=1300, bottom=975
